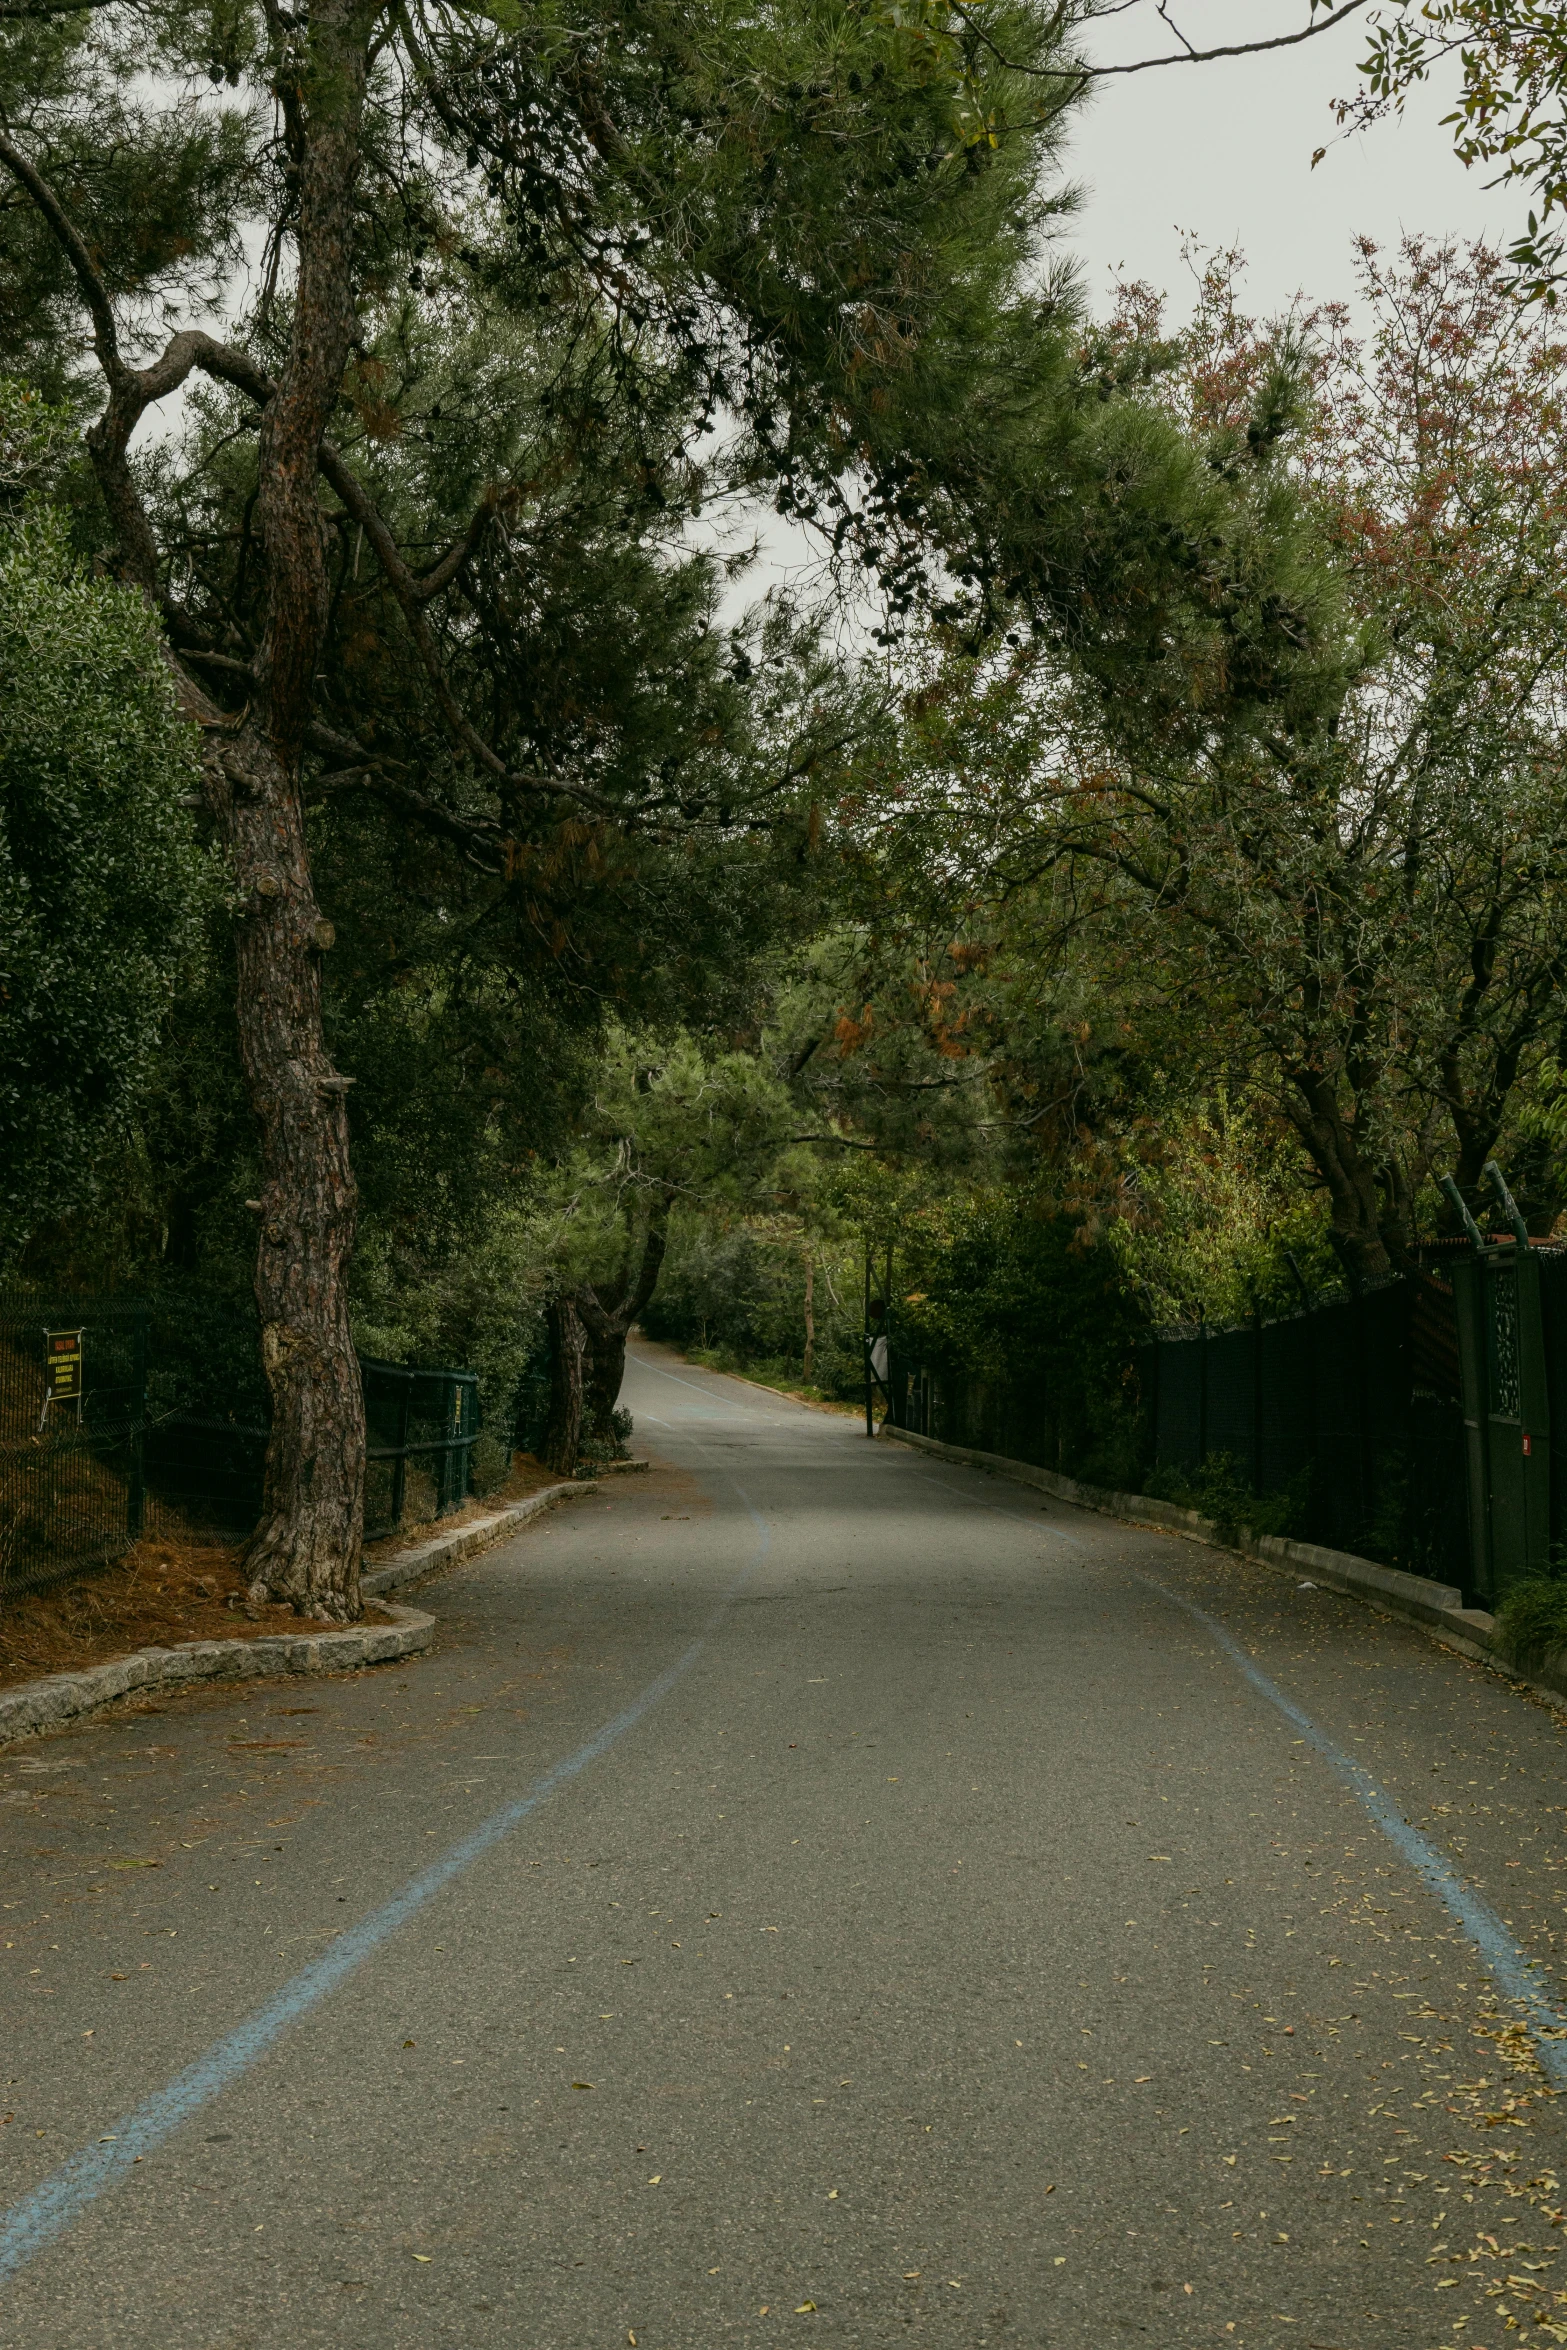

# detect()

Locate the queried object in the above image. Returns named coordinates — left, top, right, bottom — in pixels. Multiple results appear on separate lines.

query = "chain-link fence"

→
left=0, top=1291, right=491, bottom=1599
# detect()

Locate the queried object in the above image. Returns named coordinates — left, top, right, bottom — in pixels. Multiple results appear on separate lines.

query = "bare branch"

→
left=949, top=0, right=1368, bottom=83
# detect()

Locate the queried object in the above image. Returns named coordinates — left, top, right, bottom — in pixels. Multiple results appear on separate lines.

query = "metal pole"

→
left=863, top=1246, right=873, bottom=1439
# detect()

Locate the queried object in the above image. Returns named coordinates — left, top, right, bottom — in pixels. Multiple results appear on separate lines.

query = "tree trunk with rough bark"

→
left=803, top=1252, right=815, bottom=1383
left=0, top=4, right=375, bottom=1616
left=222, top=727, right=364, bottom=1616
left=543, top=1295, right=587, bottom=1476
left=582, top=1325, right=628, bottom=1450
left=565, top=1195, right=673, bottom=1472
left=225, top=1, right=373, bottom=1617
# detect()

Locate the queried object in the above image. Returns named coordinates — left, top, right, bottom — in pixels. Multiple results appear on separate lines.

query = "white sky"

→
left=1063, top=0, right=1511, bottom=322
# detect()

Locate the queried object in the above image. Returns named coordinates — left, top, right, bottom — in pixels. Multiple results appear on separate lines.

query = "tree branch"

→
left=950, top=0, right=1368, bottom=83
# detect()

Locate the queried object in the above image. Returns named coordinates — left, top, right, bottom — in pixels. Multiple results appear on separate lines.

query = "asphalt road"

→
left=4, top=1341, right=1567, bottom=2350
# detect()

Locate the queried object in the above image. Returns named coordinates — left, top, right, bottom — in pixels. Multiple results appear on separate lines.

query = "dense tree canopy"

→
left=0, top=385, right=213, bottom=1261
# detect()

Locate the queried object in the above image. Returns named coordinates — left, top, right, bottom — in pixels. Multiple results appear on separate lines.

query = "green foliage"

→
left=1492, top=1573, right=1567, bottom=1673
left=641, top=1217, right=864, bottom=1397
left=895, top=1190, right=1142, bottom=1387
left=1142, top=1452, right=1308, bottom=1545
left=0, top=451, right=214, bottom=1261
left=350, top=1200, right=552, bottom=1428
left=1107, top=1103, right=1342, bottom=1326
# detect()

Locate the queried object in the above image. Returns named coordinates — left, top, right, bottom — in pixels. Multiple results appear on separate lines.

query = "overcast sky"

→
left=1062, top=0, right=1511, bottom=322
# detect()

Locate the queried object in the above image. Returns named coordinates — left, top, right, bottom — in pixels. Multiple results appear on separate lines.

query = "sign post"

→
left=39, top=1328, right=84, bottom=1431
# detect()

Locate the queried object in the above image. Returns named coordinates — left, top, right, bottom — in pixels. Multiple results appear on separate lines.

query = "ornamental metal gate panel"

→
left=1452, top=1240, right=1553, bottom=1601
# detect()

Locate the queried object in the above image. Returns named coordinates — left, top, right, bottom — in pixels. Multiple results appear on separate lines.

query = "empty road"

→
left=3, top=1340, right=1567, bottom=2347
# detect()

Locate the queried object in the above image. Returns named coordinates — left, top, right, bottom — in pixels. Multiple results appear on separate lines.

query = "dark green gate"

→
left=1446, top=1167, right=1554, bottom=1602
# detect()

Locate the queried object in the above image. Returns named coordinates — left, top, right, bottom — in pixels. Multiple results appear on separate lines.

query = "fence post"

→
left=126, top=1308, right=147, bottom=1542
left=390, top=1373, right=411, bottom=1532
left=1251, top=1291, right=1264, bottom=1492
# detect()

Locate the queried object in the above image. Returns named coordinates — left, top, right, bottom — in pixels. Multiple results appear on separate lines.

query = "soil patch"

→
left=0, top=1538, right=391, bottom=1696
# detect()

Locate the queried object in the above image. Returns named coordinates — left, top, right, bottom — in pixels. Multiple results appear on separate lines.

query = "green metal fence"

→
left=0, top=1290, right=488, bottom=1599
left=884, top=1267, right=1472, bottom=1593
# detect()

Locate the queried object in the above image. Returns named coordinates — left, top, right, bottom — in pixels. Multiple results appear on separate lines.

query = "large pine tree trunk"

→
left=229, top=0, right=371, bottom=1616
left=222, top=729, right=363, bottom=1618
left=583, top=1324, right=628, bottom=1447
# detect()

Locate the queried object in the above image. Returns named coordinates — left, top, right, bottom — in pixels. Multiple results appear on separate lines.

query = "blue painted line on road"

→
left=0, top=1493, right=771, bottom=2285
left=1150, top=1574, right=1567, bottom=2084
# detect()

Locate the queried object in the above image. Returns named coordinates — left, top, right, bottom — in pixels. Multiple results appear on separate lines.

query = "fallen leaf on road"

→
left=402, top=2040, right=416, bottom=2049
left=108, top=1859, right=160, bottom=1871
left=795, top=2303, right=816, bottom=2313
left=572, top=2082, right=594, bottom=2090
left=411, top=2254, right=431, bottom=2263
left=1223, top=2156, right=1237, bottom=2166
left=648, top=2175, right=662, bottom=2185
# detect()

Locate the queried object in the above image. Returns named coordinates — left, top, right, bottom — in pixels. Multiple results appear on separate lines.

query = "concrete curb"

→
left=0, top=1602, right=435, bottom=1747
left=878, top=1422, right=1567, bottom=1713
left=0, top=1476, right=606, bottom=1747
left=361, top=1478, right=597, bottom=1600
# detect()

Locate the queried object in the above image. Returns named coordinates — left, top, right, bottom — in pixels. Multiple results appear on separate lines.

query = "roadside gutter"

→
left=879, top=1423, right=1567, bottom=1714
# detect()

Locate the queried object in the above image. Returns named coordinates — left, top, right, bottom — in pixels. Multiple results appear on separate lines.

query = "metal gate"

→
left=1447, top=1169, right=1554, bottom=1601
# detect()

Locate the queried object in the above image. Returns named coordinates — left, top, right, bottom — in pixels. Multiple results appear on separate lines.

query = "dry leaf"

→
left=795, top=2303, right=816, bottom=2314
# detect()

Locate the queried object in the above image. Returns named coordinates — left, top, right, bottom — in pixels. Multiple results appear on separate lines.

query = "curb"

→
left=361, top=1478, right=597, bottom=1600
left=878, top=1422, right=1567, bottom=1713
left=0, top=1477, right=605, bottom=1747
left=0, top=1602, right=435, bottom=1747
